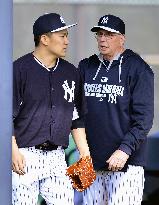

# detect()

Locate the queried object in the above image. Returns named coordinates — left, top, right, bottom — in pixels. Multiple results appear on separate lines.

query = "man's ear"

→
left=40, top=34, right=50, bottom=46
left=120, top=34, right=125, bottom=46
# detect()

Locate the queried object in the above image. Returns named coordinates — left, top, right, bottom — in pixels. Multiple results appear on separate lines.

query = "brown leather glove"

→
left=66, top=156, right=96, bottom=192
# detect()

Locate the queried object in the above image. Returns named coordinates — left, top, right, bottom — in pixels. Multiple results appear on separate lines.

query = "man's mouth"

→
left=99, top=45, right=108, bottom=50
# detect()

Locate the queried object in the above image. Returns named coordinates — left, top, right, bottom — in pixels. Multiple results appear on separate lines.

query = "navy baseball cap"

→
left=91, top=14, right=125, bottom=34
left=33, top=13, right=77, bottom=36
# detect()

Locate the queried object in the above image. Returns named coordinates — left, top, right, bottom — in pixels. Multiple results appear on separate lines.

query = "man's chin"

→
left=59, top=52, right=66, bottom=58
left=99, top=50, right=109, bottom=56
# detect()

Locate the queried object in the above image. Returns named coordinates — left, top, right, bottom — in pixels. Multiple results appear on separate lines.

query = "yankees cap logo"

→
left=101, top=16, right=108, bottom=24
left=60, top=16, right=65, bottom=24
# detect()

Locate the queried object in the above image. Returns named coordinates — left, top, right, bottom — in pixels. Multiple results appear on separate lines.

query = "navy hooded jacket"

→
left=78, top=49, right=154, bottom=171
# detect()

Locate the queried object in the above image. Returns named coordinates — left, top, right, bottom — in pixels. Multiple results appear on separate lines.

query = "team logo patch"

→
left=101, top=77, right=108, bottom=83
left=62, top=80, right=75, bottom=102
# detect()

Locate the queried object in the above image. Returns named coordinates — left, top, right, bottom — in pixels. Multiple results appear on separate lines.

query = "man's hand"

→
left=106, top=149, right=129, bottom=171
left=12, top=136, right=26, bottom=175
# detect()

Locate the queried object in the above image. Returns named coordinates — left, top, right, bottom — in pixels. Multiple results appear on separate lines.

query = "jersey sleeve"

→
left=71, top=68, right=87, bottom=129
left=13, top=60, right=25, bottom=135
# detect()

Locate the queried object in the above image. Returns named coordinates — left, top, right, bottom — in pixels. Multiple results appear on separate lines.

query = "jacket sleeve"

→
left=119, top=61, right=154, bottom=155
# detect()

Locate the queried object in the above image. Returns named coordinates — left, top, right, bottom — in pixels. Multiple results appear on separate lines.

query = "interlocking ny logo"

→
left=101, top=16, right=109, bottom=24
left=60, top=16, right=65, bottom=24
left=62, top=80, right=75, bottom=102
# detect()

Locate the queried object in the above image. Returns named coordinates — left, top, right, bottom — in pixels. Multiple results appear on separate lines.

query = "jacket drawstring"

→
left=93, top=61, right=102, bottom=80
left=119, top=56, right=123, bottom=83
left=93, top=54, right=123, bottom=82
left=93, top=54, right=114, bottom=81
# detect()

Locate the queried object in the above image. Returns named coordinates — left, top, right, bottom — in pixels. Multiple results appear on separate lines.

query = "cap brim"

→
left=91, top=26, right=120, bottom=34
left=51, top=23, right=77, bottom=33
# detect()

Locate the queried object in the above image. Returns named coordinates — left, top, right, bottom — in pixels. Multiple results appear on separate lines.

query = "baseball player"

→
left=12, top=13, right=90, bottom=205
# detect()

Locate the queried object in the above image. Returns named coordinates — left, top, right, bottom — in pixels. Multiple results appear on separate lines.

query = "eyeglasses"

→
left=95, top=31, right=119, bottom=40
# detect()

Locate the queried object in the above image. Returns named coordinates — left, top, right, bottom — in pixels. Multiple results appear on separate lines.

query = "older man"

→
left=78, top=14, right=154, bottom=205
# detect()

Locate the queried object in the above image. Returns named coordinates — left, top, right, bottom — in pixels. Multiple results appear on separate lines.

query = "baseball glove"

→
left=66, top=156, right=96, bottom=192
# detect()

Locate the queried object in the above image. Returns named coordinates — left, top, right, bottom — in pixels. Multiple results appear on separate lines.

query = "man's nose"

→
left=65, top=36, right=69, bottom=45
